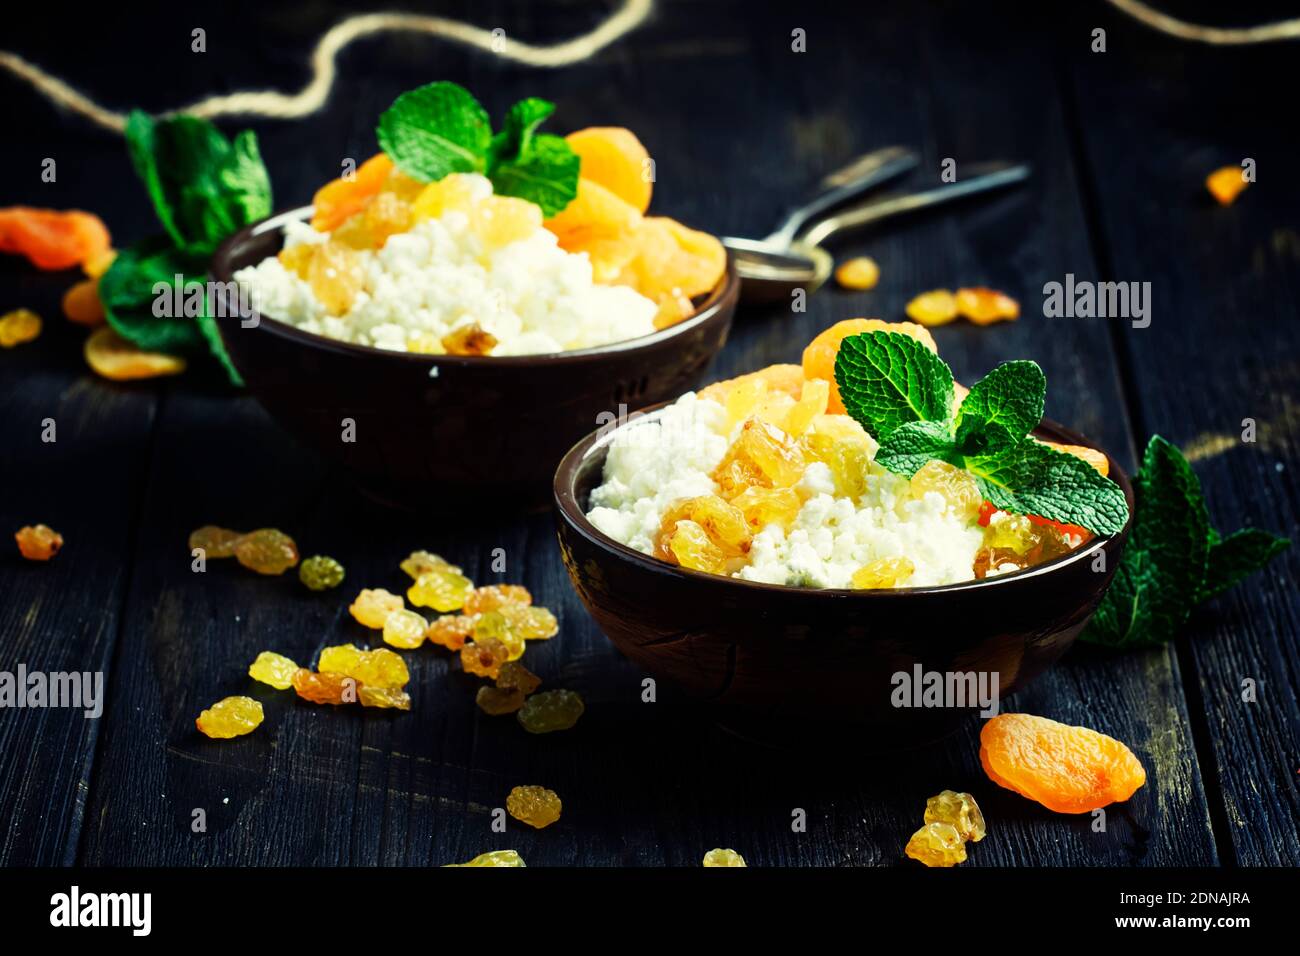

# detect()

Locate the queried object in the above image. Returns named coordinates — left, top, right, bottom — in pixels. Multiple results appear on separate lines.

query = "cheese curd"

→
left=587, top=393, right=987, bottom=589
left=234, top=175, right=658, bottom=355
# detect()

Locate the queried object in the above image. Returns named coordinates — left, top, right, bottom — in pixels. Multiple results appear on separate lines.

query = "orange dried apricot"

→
left=955, top=287, right=1019, bottom=325
left=656, top=217, right=727, bottom=299
left=1206, top=166, right=1248, bottom=206
left=698, top=364, right=806, bottom=406
left=62, top=279, right=105, bottom=326
left=311, top=153, right=395, bottom=233
left=979, top=713, right=1146, bottom=814
left=565, top=127, right=653, bottom=213
left=802, top=319, right=938, bottom=414
left=0, top=207, right=111, bottom=271
left=84, top=326, right=186, bottom=381
left=545, top=176, right=642, bottom=245
left=904, top=290, right=959, bottom=326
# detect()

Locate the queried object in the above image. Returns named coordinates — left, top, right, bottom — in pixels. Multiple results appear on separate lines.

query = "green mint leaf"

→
left=376, top=81, right=491, bottom=182
left=835, top=331, right=954, bottom=440
left=1198, top=527, right=1289, bottom=603
left=1081, top=436, right=1209, bottom=648
left=125, top=110, right=271, bottom=258
left=954, top=360, right=1045, bottom=456
left=967, top=439, right=1129, bottom=535
left=490, top=133, right=580, bottom=216
left=875, top=420, right=959, bottom=477
left=488, top=97, right=556, bottom=168
left=100, top=237, right=243, bottom=385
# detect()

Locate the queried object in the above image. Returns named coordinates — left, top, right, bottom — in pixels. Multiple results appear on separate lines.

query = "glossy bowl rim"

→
left=554, top=401, right=1135, bottom=598
left=209, top=205, right=740, bottom=368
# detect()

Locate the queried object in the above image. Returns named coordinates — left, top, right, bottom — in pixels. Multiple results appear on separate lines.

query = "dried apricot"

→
left=311, top=153, right=394, bottom=232
left=84, top=326, right=186, bottom=381
left=545, top=176, right=642, bottom=245
left=955, top=287, right=1019, bottom=325
left=1206, top=165, right=1249, bottom=206
left=904, top=290, right=959, bottom=326
left=835, top=256, right=880, bottom=290
left=0, top=207, right=111, bottom=270
left=802, top=319, right=937, bottom=414
left=62, top=279, right=105, bottom=326
left=565, top=127, right=653, bottom=213
left=979, top=713, right=1146, bottom=813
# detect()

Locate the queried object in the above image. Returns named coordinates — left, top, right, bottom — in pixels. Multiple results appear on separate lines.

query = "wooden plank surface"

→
left=1064, top=2, right=1300, bottom=865
left=0, top=90, right=161, bottom=864
left=67, top=0, right=1219, bottom=867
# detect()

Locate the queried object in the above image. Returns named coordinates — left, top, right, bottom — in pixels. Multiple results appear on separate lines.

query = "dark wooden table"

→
left=1, top=0, right=1295, bottom=868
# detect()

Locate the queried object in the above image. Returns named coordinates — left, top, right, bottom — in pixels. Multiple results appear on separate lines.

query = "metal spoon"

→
left=721, top=147, right=917, bottom=296
left=725, top=161, right=1032, bottom=304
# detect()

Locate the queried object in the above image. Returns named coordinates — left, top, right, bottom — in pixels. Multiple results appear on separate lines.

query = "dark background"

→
left=0, top=0, right=1296, bottom=867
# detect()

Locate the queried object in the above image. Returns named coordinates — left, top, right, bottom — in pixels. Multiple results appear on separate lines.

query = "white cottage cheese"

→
left=234, top=175, right=658, bottom=355
left=587, top=392, right=987, bottom=589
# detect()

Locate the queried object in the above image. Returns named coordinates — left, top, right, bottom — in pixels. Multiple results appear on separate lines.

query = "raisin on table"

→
left=196, top=696, right=264, bottom=739
left=506, top=785, right=562, bottom=829
left=517, top=689, right=584, bottom=734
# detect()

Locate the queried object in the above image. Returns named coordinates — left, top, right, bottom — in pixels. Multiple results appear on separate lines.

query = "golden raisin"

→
left=234, top=528, right=299, bottom=575
left=834, top=256, right=880, bottom=290
left=506, top=785, right=562, bottom=828
left=196, top=696, right=264, bottom=739
left=924, top=790, right=986, bottom=842
left=0, top=308, right=42, bottom=347
left=464, top=584, right=532, bottom=615
left=15, top=524, right=62, bottom=561
left=427, top=614, right=476, bottom=651
left=1206, top=165, right=1249, bottom=206
left=905, top=822, right=967, bottom=867
left=905, top=290, right=959, bottom=326
left=441, top=323, right=498, bottom=356
left=248, top=651, right=298, bottom=690
left=408, top=568, right=474, bottom=612
left=955, top=287, right=1019, bottom=325
left=461, top=638, right=510, bottom=679
left=188, top=525, right=243, bottom=559
left=702, top=848, right=747, bottom=867
left=291, top=668, right=357, bottom=705
left=349, top=588, right=405, bottom=628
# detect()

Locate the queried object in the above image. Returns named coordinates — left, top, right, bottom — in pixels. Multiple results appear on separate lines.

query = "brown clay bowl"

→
left=554, top=406, right=1134, bottom=745
left=209, top=207, right=738, bottom=511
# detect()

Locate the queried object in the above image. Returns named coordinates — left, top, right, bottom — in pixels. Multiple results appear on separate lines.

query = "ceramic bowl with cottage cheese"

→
left=210, top=118, right=736, bottom=509
left=553, top=325, right=1133, bottom=740
left=210, top=207, right=736, bottom=510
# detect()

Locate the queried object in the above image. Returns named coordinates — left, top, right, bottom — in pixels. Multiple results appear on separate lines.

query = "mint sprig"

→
left=377, top=82, right=579, bottom=216
left=835, top=330, right=1128, bottom=535
left=105, top=110, right=270, bottom=385
left=1082, top=436, right=1289, bottom=649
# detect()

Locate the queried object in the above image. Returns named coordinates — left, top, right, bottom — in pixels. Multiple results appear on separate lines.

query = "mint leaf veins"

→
left=836, top=330, right=1128, bottom=536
